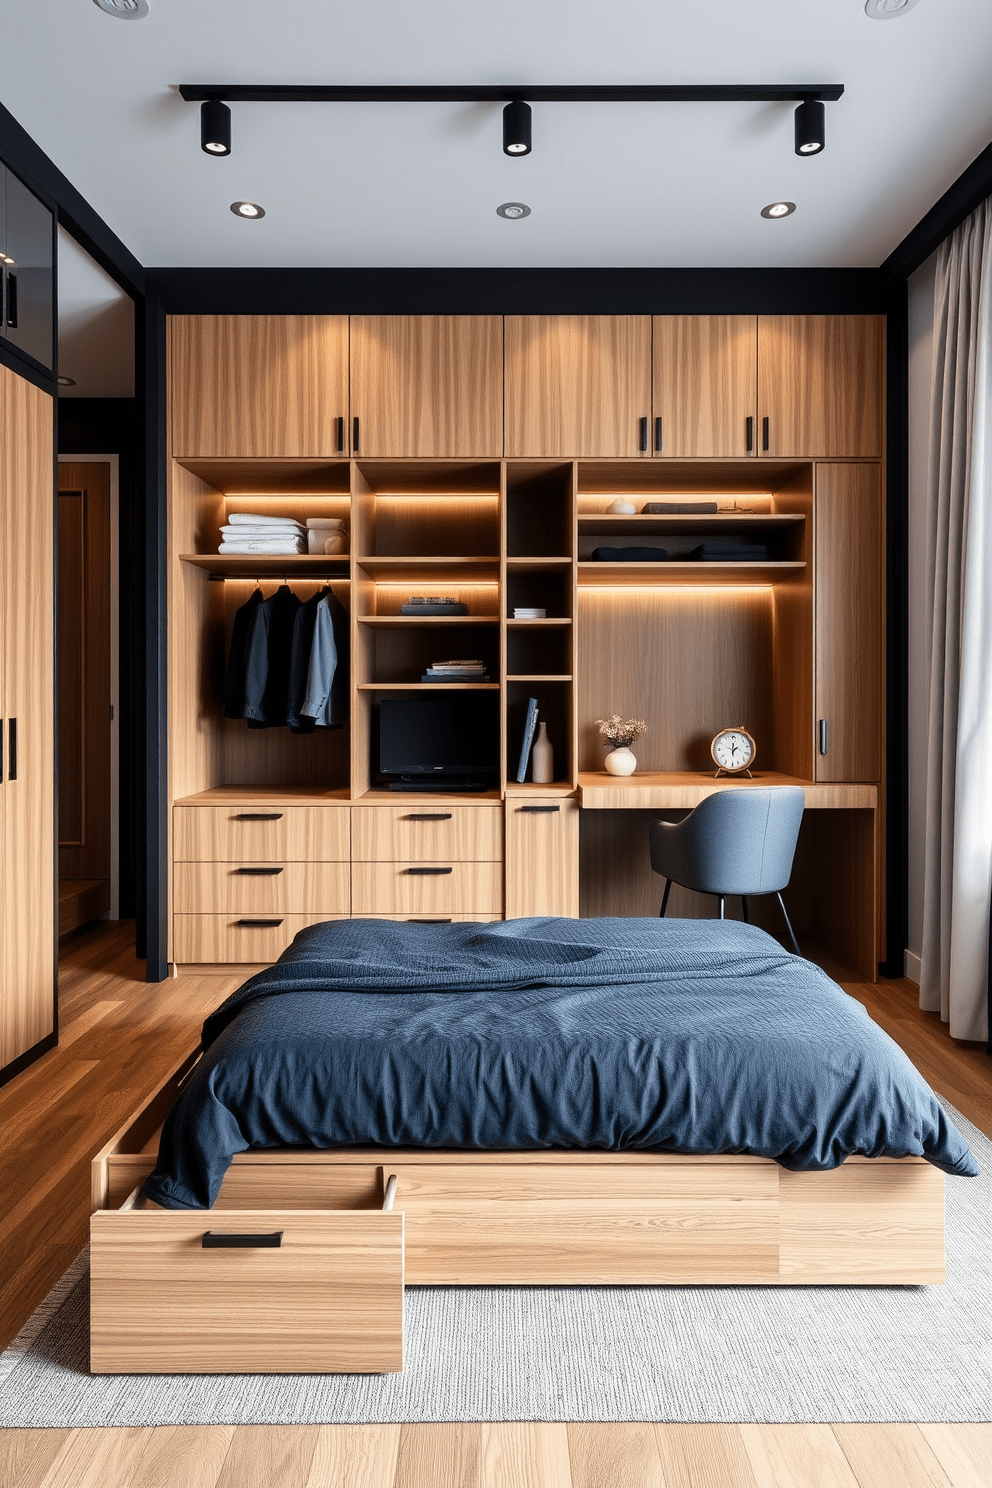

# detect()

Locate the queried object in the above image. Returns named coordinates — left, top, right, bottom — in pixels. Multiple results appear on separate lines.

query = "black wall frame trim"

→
left=883, top=281, right=909, bottom=978
left=882, top=137, right=992, bottom=285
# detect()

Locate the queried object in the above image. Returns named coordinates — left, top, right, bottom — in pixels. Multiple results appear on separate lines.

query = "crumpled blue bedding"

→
left=144, top=916, right=978, bottom=1209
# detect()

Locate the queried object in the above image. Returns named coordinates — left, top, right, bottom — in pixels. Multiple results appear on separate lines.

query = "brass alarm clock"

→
left=711, top=725, right=756, bottom=778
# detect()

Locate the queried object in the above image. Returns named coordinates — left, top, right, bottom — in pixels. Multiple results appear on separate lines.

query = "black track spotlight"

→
left=794, top=98, right=825, bottom=156
left=503, top=99, right=532, bottom=157
left=201, top=99, right=232, bottom=156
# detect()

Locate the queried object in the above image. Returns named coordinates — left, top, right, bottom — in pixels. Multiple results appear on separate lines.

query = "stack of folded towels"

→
left=218, top=513, right=307, bottom=555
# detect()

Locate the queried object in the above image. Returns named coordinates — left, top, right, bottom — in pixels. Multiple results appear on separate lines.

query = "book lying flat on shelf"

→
left=516, top=697, right=539, bottom=783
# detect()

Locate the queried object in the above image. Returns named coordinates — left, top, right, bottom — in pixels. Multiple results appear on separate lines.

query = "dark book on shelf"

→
left=516, top=697, right=540, bottom=784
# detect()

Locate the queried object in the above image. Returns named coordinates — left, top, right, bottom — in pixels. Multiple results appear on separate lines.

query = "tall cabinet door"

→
left=350, top=315, right=503, bottom=457
left=504, top=316, right=652, bottom=457
left=652, top=316, right=757, bottom=458
left=0, top=363, right=54, bottom=1069
left=815, top=463, right=882, bottom=783
left=170, top=315, right=350, bottom=457
left=504, top=798, right=580, bottom=919
left=758, top=316, right=884, bottom=458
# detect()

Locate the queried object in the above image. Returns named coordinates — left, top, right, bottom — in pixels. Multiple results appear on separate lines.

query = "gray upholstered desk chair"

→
left=649, top=786, right=805, bottom=954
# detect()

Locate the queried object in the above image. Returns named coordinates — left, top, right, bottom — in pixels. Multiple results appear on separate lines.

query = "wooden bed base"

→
left=89, top=1053, right=946, bottom=1375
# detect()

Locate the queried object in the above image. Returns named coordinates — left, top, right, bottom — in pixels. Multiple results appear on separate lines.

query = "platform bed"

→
left=90, top=1052, right=945, bottom=1375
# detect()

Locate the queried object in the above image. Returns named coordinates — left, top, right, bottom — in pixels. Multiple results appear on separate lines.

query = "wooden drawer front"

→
left=505, top=798, right=580, bottom=919
left=352, top=861, right=503, bottom=916
left=175, top=861, right=350, bottom=915
left=174, top=806, right=350, bottom=863
left=173, top=913, right=344, bottom=964
left=352, top=805, right=503, bottom=862
left=90, top=1209, right=403, bottom=1373
left=392, top=1162, right=779, bottom=1285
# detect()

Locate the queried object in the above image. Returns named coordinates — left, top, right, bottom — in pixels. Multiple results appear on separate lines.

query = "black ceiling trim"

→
left=0, top=101, right=144, bottom=300
left=146, top=266, right=886, bottom=317
left=179, top=83, right=844, bottom=104
left=882, top=138, right=992, bottom=284
left=0, top=339, right=55, bottom=394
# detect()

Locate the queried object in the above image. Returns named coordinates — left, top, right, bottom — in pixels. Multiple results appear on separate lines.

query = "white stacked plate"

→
left=513, top=607, right=547, bottom=619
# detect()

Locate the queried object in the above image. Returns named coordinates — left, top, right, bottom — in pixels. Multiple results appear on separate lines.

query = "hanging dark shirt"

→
left=301, top=589, right=349, bottom=728
left=244, top=585, right=302, bottom=728
left=286, top=587, right=331, bottom=734
left=223, top=588, right=264, bottom=720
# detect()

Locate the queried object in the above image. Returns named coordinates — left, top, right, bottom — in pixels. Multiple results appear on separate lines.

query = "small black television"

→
left=378, top=695, right=498, bottom=790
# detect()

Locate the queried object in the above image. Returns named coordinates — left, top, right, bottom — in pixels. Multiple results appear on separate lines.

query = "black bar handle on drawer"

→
left=639, top=416, right=648, bottom=452
left=746, top=415, right=754, bottom=453
left=8, top=719, right=16, bottom=781
left=202, top=1231, right=283, bottom=1249
left=236, top=918, right=284, bottom=927
left=521, top=803, right=560, bottom=813
left=406, top=812, right=452, bottom=821
left=407, top=866, right=453, bottom=875
left=235, top=866, right=284, bottom=875
left=234, top=812, right=283, bottom=821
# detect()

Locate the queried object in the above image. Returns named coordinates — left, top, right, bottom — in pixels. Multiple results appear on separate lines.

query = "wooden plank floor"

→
left=1, top=921, right=990, bottom=1488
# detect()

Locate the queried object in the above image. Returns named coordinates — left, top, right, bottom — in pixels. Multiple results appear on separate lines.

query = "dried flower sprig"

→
left=596, top=714, right=647, bottom=749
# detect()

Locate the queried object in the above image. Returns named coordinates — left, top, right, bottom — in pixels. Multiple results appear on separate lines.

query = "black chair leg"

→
left=717, top=895, right=725, bottom=920
left=659, top=879, right=672, bottom=918
left=741, top=895, right=749, bottom=923
left=776, top=892, right=801, bottom=956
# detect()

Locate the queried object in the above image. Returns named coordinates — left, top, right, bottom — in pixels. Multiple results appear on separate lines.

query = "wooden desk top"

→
left=577, top=771, right=877, bottom=810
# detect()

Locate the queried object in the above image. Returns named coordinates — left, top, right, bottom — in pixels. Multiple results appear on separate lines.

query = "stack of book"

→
left=422, top=659, right=489, bottom=683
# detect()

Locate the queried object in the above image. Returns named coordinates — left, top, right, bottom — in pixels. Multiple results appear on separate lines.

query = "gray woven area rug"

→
left=1, top=1100, right=989, bottom=1428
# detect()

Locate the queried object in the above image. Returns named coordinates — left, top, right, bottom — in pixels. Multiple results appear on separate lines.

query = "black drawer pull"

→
left=353, top=415, right=360, bottom=452
left=8, top=719, right=16, bottom=781
left=638, top=416, right=648, bottom=452
left=407, top=866, right=453, bottom=875
left=236, top=917, right=284, bottom=927
left=746, top=415, right=754, bottom=453
left=762, top=415, right=770, bottom=452
left=202, top=1231, right=283, bottom=1249
left=655, top=416, right=663, bottom=453
left=410, top=918, right=452, bottom=924
left=336, top=415, right=344, bottom=452
left=234, top=812, right=283, bottom=821
left=521, top=804, right=560, bottom=813
left=406, top=812, right=453, bottom=821
left=235, top=866, right=284, bottom=876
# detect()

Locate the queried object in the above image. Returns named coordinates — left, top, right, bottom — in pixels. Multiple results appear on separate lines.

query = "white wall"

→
left=905, top=250, right=938, bottom=981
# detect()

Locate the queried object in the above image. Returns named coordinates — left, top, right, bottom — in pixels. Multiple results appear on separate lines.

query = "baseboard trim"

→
left=904, top=949, right=922, bottom=984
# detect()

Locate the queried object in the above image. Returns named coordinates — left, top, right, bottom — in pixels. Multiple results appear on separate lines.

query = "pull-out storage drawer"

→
left=175, top=861, right=351, bottom=916
left=173, top=913, right=345, bottom=964
left=505, top=796, right=580, bottom=918
left=174, top=805, right=350, bottom=863
left=352, top=805, right=503, bottom=862
left=352, top=861, right=503, bottom=916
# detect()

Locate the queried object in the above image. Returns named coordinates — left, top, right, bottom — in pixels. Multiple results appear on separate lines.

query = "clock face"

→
left=712, top=728, right=755, bottom=772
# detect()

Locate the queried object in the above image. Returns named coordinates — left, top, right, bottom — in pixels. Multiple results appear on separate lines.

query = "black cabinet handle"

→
left=202, top=1231, right=283, bottom=1249
left=410, top=918, right=452, bottom=924
left=406, top=812, right=452, bottom=821
left=236, top=917, right=284, bottom=927
left=746, top=415, right=754, bottom=453
left=0, top=717, right=4, bottom=785
left=638, top=416, right=648, bottom=452
left=762, top=416, right=770, bottom=452
left=353, top=416, right=360, bottom=452
left=654, top=416, right=663, bottom=453
left=5, top=272, right=17, bottom=328
left=407, top=866, right=453, bottom=875
left=235, top=866, right=284, bottom=876
left=8, top=719, right=16, bottom=781
left=521, top=804, right=560, bottom=813
left=819, top=719, right=829, bottom=756
left=336, top=415, right=345, bottom=452
left=234, top=812, right=283, bottom=821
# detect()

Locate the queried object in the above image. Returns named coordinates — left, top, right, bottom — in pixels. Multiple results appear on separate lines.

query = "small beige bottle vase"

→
left=531, top=721, right=554, bottom=784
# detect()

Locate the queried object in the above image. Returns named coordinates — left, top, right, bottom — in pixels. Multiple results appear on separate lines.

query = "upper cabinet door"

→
left=653, top=315, right=757, bottom=458
left=504, top=315, right=652, bottom=458
left=350, top=315, right=503, bottom=458
left=758, top=315, right=884, bottom=458
left=170, top=315, right=350, bottom=458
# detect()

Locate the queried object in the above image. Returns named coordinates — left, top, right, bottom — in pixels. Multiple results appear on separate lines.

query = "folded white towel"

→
left=219, top=524, right=305, bottom=538
left=218, top=540, right=306, bottom=555
left=227, top=513, right=307, bottom=531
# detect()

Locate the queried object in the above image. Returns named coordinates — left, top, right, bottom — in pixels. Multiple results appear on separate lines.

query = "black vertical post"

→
left=883, top=281, right=909, bottom=978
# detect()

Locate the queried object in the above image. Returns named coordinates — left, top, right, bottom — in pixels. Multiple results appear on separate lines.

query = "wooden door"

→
left=504, top=316, right=652, bottom=457
left=504, top=797, right=580, bottom=918
left=757, top=316, right=884, bottom=458
left=815, top=464, right=882, bottom=783
left=350, top=316, right=503, bottom=457
left=57, top=462, right=112, bottom=919
left=170, top=315, right=350, bottom=457
left=652, top=315, right=757, bottom=458
left=0, top=363, right=54, bottom=1069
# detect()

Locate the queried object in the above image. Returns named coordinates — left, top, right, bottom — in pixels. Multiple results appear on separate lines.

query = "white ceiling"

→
left=2, top=0, right=992, bottom=270
left=57, top=226, right=134, bottom=395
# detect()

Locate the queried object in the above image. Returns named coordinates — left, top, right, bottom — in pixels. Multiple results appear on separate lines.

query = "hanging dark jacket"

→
left=223, top=588, right=264, bottom=720
left=243, top=584, right=302, bottom=728
left=301, top=589, right=349, bottom=728
left=286, top=587, right=331, bottom=734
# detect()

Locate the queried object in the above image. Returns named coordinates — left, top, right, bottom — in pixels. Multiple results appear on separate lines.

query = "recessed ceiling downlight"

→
left=761, top=201, right=796, bottom=219
left=231, top=201, right=265, bottom=219
left=92, top=0, right=149, bottom=17
left=497, top=202, right=531, bottom=220
left=865, top=0, right=920, bottom=16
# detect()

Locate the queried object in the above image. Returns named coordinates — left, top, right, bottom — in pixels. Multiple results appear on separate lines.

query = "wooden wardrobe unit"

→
left=0, top=359, right=55, bottom=1080
left=166, top=313, right=885, bottom=979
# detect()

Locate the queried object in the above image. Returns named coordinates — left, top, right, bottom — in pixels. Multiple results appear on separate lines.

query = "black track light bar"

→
left=179, top=83, right=844, bottom=105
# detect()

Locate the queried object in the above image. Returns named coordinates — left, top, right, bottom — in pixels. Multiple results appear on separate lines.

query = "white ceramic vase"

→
left=531, top=721, right=554, bottom=784
left=604, top=746, right=637, bottom=776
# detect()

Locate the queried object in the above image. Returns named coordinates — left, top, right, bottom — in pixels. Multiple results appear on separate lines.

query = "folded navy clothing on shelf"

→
left=689, top=542, right=769, bottom=561
left=591, top=546, right=669, bottom=562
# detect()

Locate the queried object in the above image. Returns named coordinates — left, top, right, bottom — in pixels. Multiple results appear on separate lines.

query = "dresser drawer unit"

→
left=173, top=806, right=350, bottom=864
left=352, top=861, right=504, bottom=917
left=173, top=913, right=346, bottom=965
left=174, top=861, right=351, bottom=916
left=351, top=805, right=503, bottom=863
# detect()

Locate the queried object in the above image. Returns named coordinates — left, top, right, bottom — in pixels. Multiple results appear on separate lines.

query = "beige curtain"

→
left=920, top=198, right=992, bottom=1043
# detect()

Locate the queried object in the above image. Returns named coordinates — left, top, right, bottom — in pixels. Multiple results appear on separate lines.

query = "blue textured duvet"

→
left=144, top=917, right=978, bottom=1209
